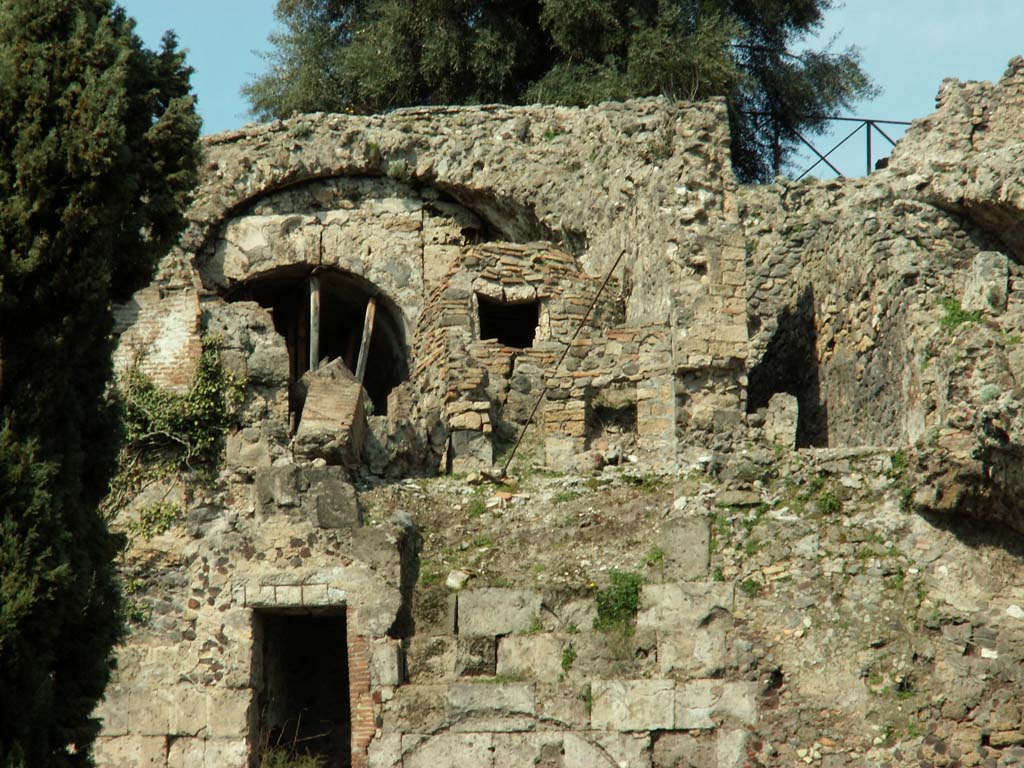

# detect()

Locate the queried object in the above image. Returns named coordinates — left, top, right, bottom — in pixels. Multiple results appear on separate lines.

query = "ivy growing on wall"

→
left=104, top=335, right=245, bottom=517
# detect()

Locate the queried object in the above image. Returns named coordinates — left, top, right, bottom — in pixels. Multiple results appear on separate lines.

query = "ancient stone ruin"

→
left=98, top=58, right=1024, bottom=767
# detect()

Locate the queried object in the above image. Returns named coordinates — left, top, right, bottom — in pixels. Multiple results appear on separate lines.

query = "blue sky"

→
left=120, top=0, right=1024, bottom=178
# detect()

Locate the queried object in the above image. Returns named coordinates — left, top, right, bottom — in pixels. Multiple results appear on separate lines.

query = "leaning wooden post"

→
left=309, top=274, right=321, bottom=372
left=355, top=296, right=377, bottom=383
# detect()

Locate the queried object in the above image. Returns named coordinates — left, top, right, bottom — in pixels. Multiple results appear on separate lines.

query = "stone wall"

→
left=96, top=59, right=1024, bottom=768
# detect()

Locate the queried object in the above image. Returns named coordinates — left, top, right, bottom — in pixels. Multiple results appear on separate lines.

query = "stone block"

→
left=658, top=606, right=731, bottom=678
left=716, top=681, right=759, bottom=725
left=205, top=688, right=252, bottom=738
left=94, top=685, right=131, bottom=736
left=674, top=680, right=758, bottom=730
left=764, top=392, right=798, bottom=448
left=166, top=736, right=206, bottom=768
left=450, top=429, right=493, bottom=472
left=93, top=735, right=167, bottom=768
left=717, top=728, right=749, bottom=768
left=202, top=737, right=248, bottom=768
left=535, top=683, right=591, bottom=729
left=225, top=430, right=272, bottom=469
left=637, top=582, right=734, bottom=631
left=674, top=680, right=716, bottom=730
left=406, top=636, right=457, bottom=683
left=371, top=638, right=403, bottom=686
left=401, top=733, right=494, bottom=768
left=211, top=214, right=321, bottom=285
left=293, top=359, right=367, bottom=466
left=497, top=634, right=566, bottom=681
left=591, top=680, right=675, bottom=731
left=963, top=250, right=1009, bottom=314
left=456, top=635, right=497, bottom=677
left=492, top=733, right=567, bottom=768
left=458, top=588, right=542, bottom=637
left=652, top=731, right=713, bottom=767
left=382, top=684, right=449, bottom=734
left=448, top=682, right=536, bottom=732
left=168, top=686, right=207, bottom=736
left=368, top=733, right=404, bottom=768
left=563, top=732, right=652, bottom=768
left=659, top=517, right=710, bottom=580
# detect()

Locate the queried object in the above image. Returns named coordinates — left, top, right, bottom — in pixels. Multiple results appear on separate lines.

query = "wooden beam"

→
left=309, top=274, right=321, bottom=372
left=355, top=296, right=377, bottom=383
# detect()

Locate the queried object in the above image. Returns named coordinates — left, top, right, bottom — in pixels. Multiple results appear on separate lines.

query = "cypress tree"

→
left=0, top=2, right=200, bottom=765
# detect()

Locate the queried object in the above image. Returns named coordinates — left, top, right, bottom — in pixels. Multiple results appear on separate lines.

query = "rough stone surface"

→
left=95, top=68, right=1024, bottom=768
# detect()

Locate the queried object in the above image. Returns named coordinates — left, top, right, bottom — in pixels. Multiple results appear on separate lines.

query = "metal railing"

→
left=792, top=117, right=911, bottom=180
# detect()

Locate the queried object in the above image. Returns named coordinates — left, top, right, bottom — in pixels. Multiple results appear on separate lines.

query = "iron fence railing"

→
left=791, top=117, right=912, bottom=180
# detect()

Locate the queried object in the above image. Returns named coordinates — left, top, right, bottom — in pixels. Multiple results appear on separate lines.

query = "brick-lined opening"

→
left=253, top=609, right=350, bottom=767
left=476, top=293, right=539, bottom=348
left=226, top=267, right=408, bottom=415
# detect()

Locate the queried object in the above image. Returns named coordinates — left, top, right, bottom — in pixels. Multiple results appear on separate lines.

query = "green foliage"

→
left=260, top=748, right=327, bottom=768
left=561, top=644, right=577, bottom=674
left=119, top=336, right=244, bottom=472
left=739, top=578, right=762, bottom=598
left=553, top=489, right=581, bottom=504
left=245, top=0, right=875, bottom=182
left=128, top=502, right=181, bottom=540
left=642, top=547, right=665, bottom=568
left=818, top=490, right=842, bottom=515
left=713, top=566, right=725, bottom=582
left=593, top=570, right=644, bottom=632
left=0, top=1, right=199, bottom=763
left=938, top=297, right=983, bottom=331
left=466, top=493, right=488, bottom=518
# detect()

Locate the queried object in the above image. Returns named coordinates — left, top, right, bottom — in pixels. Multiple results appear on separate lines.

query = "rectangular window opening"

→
left=253, top=610, right=350, bottom=767
left=477, top=293, right=539, bottom=349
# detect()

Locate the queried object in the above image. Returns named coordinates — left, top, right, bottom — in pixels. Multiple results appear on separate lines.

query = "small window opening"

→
left=477, top=294, right=539, bottom=348
left=254, top=610, right=349, bottom=767
left=227, top=268, right=408, bottom=418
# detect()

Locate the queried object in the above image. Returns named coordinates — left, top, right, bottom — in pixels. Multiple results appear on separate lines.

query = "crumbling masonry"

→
left=98, top=58, right=1024, bottom=767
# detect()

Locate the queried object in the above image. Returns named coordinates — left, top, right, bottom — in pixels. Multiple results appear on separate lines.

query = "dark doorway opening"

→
left=226, top=268, right=408, bottom=416
left=746, top=286, right=828, bottom=447
left=477, top=294, right=539, bottom=348
left=254, top=610, right=350, bottom=768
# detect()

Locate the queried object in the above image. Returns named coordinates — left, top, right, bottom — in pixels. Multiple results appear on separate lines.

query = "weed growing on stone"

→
left=128, top=501, right=180, bottom=539
left=818, top=490, right=842, bottom=515
left=580, top=685, right=593, bottom=715
left=466, top=493, right=488, bottom=518
left=260, top=749, right=326, bottom=768
left=525, top=613, right=544, bottom=634
left=713, top=567, right=725, bottom=582
left=561, top=644, right=577, bottom=674
left=642, top=547, right=665, bottom=568
left=739, top=578, right=762, bottom=598
left=593, top=570, right=644, bottom=632
left=938, top=297, right=982, bottom=331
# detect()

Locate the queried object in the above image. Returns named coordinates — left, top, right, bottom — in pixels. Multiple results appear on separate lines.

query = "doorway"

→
left=254, top=610, right=350, bottom=767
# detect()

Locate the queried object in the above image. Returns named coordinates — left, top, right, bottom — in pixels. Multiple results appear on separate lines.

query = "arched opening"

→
left=226, top=266, right=408, bottom=418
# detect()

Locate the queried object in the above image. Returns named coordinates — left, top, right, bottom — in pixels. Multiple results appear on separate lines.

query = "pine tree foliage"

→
left=0, top=2, right=200, bottom=765
left=244, top=0, right=876, bottom=181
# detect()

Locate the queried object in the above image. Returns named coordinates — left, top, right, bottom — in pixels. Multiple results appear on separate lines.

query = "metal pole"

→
left=866, top=121, right=873, bottom=175
left=496, top=249, right=627, bottom=480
